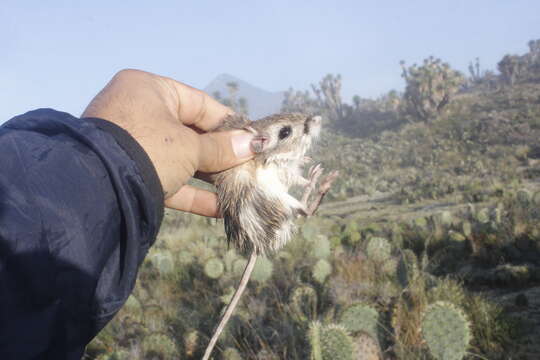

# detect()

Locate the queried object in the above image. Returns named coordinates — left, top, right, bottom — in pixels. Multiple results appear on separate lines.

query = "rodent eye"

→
left=278, top=126, right=292, bottom=140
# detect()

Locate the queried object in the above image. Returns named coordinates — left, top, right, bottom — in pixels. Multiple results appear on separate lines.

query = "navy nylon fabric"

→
left=0, top=109, right=163, bottom=359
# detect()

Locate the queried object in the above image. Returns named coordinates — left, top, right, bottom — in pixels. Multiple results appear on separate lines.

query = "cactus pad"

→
left=95, top=350, right=130, bottom=360
left=421, top=301, right=471, bottom=360
left=204, top=257, right=225, bottom=279
left=121, top=294, right=143, bottom=322
left=308, top=321, right=323, bottom=360
left=223, top=249, right=239, bottom=272
left=223, top=347, right=243, bottom=360
left=232, top=258, right=248, bottom=276
left=381, top=257, right=398, bottom=276
left=366, top=237, right=391, bottom=262
left=339, top=303, right=380, bottom=340
left=397, top=249, right=418, bottom=288
left=352, top=331, right=381, bottom=360
left=516, top=189, right=531, bottom=204
left=302, top=221, right=319, bottom=239
left=252, top=256, right=273, bottom=282
left=184, top=329, right=200, bottom=357
left=149, top=250, right=175, bottom=276
left=141, top=333, right=178, bottom=359
left=313, top=259, right=333, bottom=283
left=312, top=235, right=332, bottom=259
left=320, top=324, right=354, bottom=360
left=475, top=208, right=490, bottom=224
left=533, top=191, right=540, bottom=205
left=289, top=285, right=318, bottom=321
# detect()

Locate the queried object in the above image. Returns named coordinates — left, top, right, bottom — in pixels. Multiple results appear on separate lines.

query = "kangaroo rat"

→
left=202, top=113, right=338, bottom=359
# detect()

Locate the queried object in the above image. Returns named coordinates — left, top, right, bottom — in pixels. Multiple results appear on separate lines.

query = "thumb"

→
left=197, top=130, right=255, bottom=173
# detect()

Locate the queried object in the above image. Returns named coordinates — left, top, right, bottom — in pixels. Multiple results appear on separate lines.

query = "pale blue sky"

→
left=1, top=0, right=539, bottom=123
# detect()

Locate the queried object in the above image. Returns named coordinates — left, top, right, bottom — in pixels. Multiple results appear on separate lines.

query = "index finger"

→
left=165, top=78, right=234, bottom=131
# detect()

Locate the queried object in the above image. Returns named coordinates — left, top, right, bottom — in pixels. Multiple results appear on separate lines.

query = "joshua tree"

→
left=468, top=57, right=481, bottom=83
left=401, top=57, right=464, bottom=122
left=497, top=55, right=525, bottom=86
left=352, top=95, right=362, bottom=110
left=281, top=87, right=323, bottom=115
left=527, top=39, right=540, bottom=63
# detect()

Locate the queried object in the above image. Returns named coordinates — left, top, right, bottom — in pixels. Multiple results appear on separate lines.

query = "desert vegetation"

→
left=84, top=39, right=540, bottom=359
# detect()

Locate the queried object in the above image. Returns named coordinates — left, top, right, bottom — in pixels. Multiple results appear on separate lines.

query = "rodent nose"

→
left=309, top=115, right=322, bottom=124
left=306, top=115, right=322, bottom=125
left=251, top=135, right=269, bottom=153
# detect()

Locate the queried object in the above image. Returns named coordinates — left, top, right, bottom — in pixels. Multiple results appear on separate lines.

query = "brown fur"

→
left=211, top=113, right=320, bottom=255
left=203, top=113, right=329, bottom=360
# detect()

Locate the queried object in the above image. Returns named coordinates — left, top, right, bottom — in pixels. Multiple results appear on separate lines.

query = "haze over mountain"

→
left=204, top=74, right=284, bottom=119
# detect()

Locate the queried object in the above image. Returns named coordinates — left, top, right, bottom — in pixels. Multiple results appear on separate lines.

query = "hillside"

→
left=85, top=42, right=540, bottom=360
left=204, top=73, right=284, bottom=119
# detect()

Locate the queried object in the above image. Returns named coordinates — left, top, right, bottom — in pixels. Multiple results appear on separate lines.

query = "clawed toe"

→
left=319, top=170, right=339, bottom=194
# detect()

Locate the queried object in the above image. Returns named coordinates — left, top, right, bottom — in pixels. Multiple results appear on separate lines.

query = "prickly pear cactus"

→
left=142, top=305, right=168, bottom=332
left=252, top=256, right=273, bottom=282
left=232, top=258, right=248, bottom=276
left=397, top=249, right=418, bottom=288
left=338, top=303, right=380, bottom=340
left=320, top=324, right=354, bottom=360
left=390, top=224, right=404, bottom=248
left=475, top=208, right=490, bottom=224
left=309, top=322, right=354, bottom=360
left=308, top=321, right=323, bottom=360
left=366, top=237, right=392, bottom=262
left=204, top=257, right=225, bottom=279
left=149, top=249, right=175, bottom=276
left=421, top=301, right=471, bottom=360
left=122, top=294, right=143, bottom=322
left=381, top=257, right=398, bottom=276
left=311, top=235, right=332, bottom=259
left=223, top=249, right=239, bottom=272
left=289, top=285, right=318, bottom=322
left=352, top=331, right=381, bottom=360
left=183, top=329, right=200, bottom=357
left=223, top=347, right=243, bottom=360
left=438, top=210, right=454, bottom=226
left=344, top=221, right=362, bottom=245
left=177, top=250, right=194, bottom=265
left=516, top=188, right=531, bottom=205
left=461, top=221, right=472, bottom=238
left=95, top=350, right=130, bottom=360
left=313, top=258, right=332, bottom=283
left=220, top=286, right=235, bottom=305
left=413, top=216, right=429, bottom=230
left=533, top=191, right=540, bottom=205
left=141, top=333, right=178, bottom=360
left=302, top=220, right=319, bottom=239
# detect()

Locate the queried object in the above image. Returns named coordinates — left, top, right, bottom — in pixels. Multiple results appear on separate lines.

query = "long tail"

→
left=202, top=252, right=258, bottom=360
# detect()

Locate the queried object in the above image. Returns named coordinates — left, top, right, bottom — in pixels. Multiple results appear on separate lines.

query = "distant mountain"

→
left=204, top=74, right=284, bottom=119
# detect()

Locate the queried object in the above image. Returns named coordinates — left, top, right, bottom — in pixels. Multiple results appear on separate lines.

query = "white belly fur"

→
left=255, top=165, right=304, bottom=212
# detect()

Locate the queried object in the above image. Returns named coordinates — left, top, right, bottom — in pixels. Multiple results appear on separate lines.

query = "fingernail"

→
left=232, top=132, right=254, bottom=158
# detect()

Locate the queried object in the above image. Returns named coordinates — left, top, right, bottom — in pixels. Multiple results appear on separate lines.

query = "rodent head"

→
left=246, top=113, right=321, bottom=163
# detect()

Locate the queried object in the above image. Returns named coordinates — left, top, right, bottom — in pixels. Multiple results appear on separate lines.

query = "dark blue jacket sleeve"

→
left=0, top=109, right=164, bottom=359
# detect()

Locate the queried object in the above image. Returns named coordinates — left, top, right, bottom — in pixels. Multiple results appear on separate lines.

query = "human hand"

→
left=82, top=69, right=254, bottom=217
